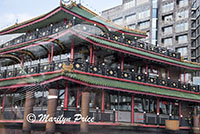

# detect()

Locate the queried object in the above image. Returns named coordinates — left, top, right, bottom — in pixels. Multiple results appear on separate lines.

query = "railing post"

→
left=113, top=109, right=116, bottom=123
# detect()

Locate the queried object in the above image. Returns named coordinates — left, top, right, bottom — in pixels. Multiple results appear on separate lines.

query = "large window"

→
left=163, top=26, right=173, bottom=35
left=125, top=14, right=136, bottom=23
left=176, top=10, right=188, bottom=20
left=138, top=10, right=150, bottom=20
left=124, top=0, right=135, bottom=9
left=113, top=17, right=123, bottom=25
left=138, top=21, right=150, bottom=29
left=163, top=37, right=173, bottom=46
left=159, top=100, right=179, bottom=116
left=178, top=0, right=188, bottom=8
left=163, top=14, right=173, bottom=23
left=176, top=47, right=188, bottom=57
left=177, top=35, right=188, bottom=44
left=105, top=91, right=131, bottom=111
left=176, top=22, right=188, bottom=33
left=162, top=2, right=174, bottom=13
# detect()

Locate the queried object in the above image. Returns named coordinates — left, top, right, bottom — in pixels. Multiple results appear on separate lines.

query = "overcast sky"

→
left=0, top=0, right=122, bottom=30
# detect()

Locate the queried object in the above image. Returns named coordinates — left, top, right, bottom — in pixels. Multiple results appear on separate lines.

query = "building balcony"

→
left=0, top=58, right=199, bottom=94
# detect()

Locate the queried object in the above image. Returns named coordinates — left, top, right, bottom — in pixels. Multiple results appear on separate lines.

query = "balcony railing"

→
left=0, top=19, right=181, bottom=60
left=0, top=57, right=198, bottom=94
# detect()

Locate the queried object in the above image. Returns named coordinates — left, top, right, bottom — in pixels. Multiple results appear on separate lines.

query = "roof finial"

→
left=60, top=0, right=63, bottom=6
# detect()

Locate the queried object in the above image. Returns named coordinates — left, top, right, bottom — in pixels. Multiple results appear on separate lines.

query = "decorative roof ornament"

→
left=61, top=0, right=72, bottom=6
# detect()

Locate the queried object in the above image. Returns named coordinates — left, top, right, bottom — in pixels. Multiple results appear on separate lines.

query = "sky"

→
left=0, top=0, right=122, bottom=30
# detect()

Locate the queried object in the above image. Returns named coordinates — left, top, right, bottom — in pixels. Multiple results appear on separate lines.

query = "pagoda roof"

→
left=1, top=28, right=200, bottom=70
left=0, top=71, right=200, bottom=102
left=0, top=2, right=146, bottom=39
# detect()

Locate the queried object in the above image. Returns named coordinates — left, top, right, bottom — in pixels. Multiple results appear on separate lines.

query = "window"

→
left=125, top=14, right=136, bottom=23
left=176, top=47, right=188, bottom=57
left=162, top=2, right=174, bottom=13
left=163, top=14, right=173, bottom=23
left=163, top=26, right=173, bottom=35
left=152, top=9, right=157, bottom=18
left=176, top=22, right=188, bottom=33
left=128, top=24, right=136, bottom=29
left=124, top=0, right=135, bottom=9
left=178, top=0, right=188, bottom=8
left=163, top=38, right=173, bottom=46
left=113, top=17, right=123, bottom=25
left=138, top=21, right=150, bottom=29
left=177, top=35, right=188, bottom=44
left=138, top=10, right=150, bottom=20
left=176, top=10, right=188, bottom=20
left=136, top=0, right=148, bottom=6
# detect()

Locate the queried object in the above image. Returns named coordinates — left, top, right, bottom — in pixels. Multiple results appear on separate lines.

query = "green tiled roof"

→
left=0, top=3, right=146, bottom=38
left=75, top=30, right=200, bottom=69
left=66, top=4, right=146, bottom=37
left=1, top=71, right=200, bottom=101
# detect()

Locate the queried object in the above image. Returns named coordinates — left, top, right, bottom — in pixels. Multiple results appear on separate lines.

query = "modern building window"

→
left=178, top=0, right=188, bottom=8
left=177, top=35, right=188, bottom=44
left=163, top=14, right=173, bottom=23
left=125, top=13, right=136, bottom=23
left=176, top=10, right=188, bottom=20
left=176, top=47, right=188, bottom=57
left=176, top=22, right=188, bottom=33
left=124, top=0, right=136, bottom=9
left=113, top=17, right=123, bottom=25
left=138, top=10, right=150, bottom=20
left=162, top=2, right=174, bottom=13
left=152, top=9, right=157, bottom=18
left=163, top=37, right=173, bottom=46
left=128, top=23, right=136, bottom=29
left=136, top=0, right=148, bottom=6
left=163, top=26, right=173, bottom=35
left=138, top=21, right=150, bottom=29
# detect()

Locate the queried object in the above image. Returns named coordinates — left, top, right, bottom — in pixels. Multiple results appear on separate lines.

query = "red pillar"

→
left=20, top=55, right=24, bottom=68
left=131, top=95, right=134, bottom=124
left=101, top=89, right=104, bottom=113
left=121, top=53, right=124, bottom=72
left=70, top=39, right=74, bottom=63
left=184, top=69, right=186, bottom=84
left=92, top=47, right=95, bottom=65
left=64, top=81, right=69, bottom=111
left=145, top=61, right=148, bottom=76
left=167, top=66, right=170, bottom=79
left=157, top=97, right=159, bottom=114
left=76, top=86, right=80, bottom=110
left=89, top=45, right=93, bottom=65
left=179, top=101, right=181, bottom=123
left=51, top=44, right=54, bottom=63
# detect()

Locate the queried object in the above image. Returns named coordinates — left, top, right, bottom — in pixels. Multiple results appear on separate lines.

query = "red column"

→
left=89, top=45, right=93, bottom=65
left=121, top=53, right=124, bottom=72
left=76, top=86, right=80, bottom=110
left=157, top=97, right=159, bottom=114
left=179, top=101, right=182, bottom=123
left=167, top=66, right=170, bottom=79
left=92, top=47, right=95, bottom=65
left=145, top=62, right=148, bottom=76
left=51, top=44, right=54, bottom=63
left=20, top=55, right=24, bottom=68
left=70, top=39, right=74, bottom=63
left=64, top=81, right=69, bottom=111
left=184, top=69, right=186, bottom=84
left=131, top=95, right=134, bottom=124
left=101, top=89, right=105, bottom=113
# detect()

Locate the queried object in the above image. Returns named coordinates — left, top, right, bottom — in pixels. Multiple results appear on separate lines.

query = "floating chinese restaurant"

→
left=0, top=1, right=200, bottom=134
